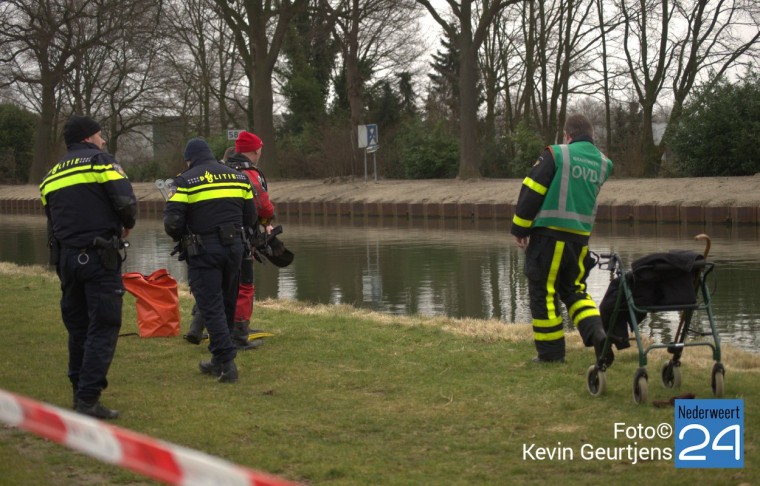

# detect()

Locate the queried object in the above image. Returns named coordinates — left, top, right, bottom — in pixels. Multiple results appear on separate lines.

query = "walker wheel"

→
left=661, top=361, right=681, bottom=389
left=586, top=365, right=606, bottom=397
left=712, top=363, right=725, bottom=397
left=633, top=368, right=648, bottom=405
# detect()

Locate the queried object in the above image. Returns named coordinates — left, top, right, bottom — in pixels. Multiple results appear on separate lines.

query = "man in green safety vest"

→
left=511, top=113, right=613, bottom=365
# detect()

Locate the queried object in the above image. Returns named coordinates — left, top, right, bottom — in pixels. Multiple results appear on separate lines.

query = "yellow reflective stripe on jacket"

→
left=512, top=214, right=533, bottom=228
left=40, top=163, right=124, bottom=204
left=170, top=182, right=252, bottom=204
left=522, top=176, right=548, bottom=195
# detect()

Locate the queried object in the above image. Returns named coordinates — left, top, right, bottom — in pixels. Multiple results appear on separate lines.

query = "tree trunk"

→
left=640, top=103, right=660, bottom=176
left=457, top=4, right=481, bottom=180
left=29, top=83, right=58, bottom=184
left=458, top=51, right=481, bottom=179
left=253, top=68, right=280, bottom=178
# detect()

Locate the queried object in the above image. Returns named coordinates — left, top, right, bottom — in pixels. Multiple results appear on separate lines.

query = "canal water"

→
left=1, top=214, right=758, bottom=353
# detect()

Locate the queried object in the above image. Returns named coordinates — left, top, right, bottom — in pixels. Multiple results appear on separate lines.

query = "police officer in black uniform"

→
left=40, top=115, right=137, bottom=419
left=164, top=138, right=257, bottom=383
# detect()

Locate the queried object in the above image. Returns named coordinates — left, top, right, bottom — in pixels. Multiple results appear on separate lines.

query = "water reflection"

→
left=1, top=213, right=758, bottom=353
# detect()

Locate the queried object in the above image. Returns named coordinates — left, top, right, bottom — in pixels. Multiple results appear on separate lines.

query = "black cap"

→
left=63, top=115, right=101, bottom=146
left=183, top=138, right=214, bottom=163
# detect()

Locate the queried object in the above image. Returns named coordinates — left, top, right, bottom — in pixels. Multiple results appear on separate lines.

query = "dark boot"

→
left=590, top=327, right=614, bottom=367
left=199, top=358, right=223, bottom=376
left=578, top=318, right=613, bottom=367
left=218, top=361, right=238, bottom=383
left=184, top=306, right=205, bottom=344
left=76, top=400, right=119, bottom=420
left=594, top=336, right=614, bottom=367
left=231, top=321, right=255, bottom=350
left=200, top=358, right=238, bottom=383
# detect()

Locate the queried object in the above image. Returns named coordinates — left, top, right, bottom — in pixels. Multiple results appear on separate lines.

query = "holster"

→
left=93, top=236, right=120, bottom=271
left=181, top=234, right=203, bottom=257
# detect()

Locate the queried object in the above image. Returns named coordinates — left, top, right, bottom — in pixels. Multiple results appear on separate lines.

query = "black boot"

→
left=76, top=400, right=119, bottom=420
left=232, top=321, right=255, bottom=350
left=199, top=358, right=223, bottom=376
left=578, top=319, right=613, bottom=367
left=593, top=332, right=614, bottom=368
left=218, top=361, right=238, bottom=383
left=200, top=358, right=238, bottom=383
left=592, top=329, right=615, bottom=368
left=184, top=305, right=205, bottom=344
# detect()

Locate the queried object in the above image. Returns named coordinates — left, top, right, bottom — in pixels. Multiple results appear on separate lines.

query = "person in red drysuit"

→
left=225, top=131, right=275, bottom=348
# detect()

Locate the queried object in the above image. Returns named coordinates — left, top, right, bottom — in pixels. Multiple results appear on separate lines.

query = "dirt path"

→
left=5, top=176, right=760, bottom=207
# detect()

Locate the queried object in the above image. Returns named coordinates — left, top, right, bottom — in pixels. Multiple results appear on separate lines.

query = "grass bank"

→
left=0, top=262, right=757, bottom=485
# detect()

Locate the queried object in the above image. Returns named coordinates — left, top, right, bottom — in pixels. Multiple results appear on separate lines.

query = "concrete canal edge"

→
left=5, top=177, right=760, bottom=225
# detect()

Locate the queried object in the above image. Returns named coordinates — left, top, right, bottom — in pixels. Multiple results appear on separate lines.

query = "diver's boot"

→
left=232, top=321, right=256, bottom=350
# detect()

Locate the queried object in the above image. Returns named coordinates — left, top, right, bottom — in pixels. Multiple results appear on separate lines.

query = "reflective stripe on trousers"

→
left=524, top=234, right=601, bottom=360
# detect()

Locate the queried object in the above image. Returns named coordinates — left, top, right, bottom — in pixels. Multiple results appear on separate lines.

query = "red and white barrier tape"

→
left=0, top=389, right=299, bottom=486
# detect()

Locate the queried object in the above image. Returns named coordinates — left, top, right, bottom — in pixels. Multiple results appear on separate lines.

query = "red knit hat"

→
left=235, top=131, right=263, bottom=153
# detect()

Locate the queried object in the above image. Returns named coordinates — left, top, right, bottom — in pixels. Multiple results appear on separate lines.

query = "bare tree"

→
left=618, top=0, right=759, bottom=176
left=324, top=0, right=424, bottom=175
left=212, top=0, right=309, bottom=178
left=161, top=0, right=246, bottom=138
left=595, top=0, right=613, bottom=152
left=492, top=5, right=529, bottom=136
left=61, top=1, right=166, bottom=156
left=517, top=0, right=602, bottom=143
left=416, top=0, right=525, bottom=179
left=665, top=0, right=760, bottom=141
left=0, top=0, right=130, bottom=183
left=479, top=18, right=502, bottom=143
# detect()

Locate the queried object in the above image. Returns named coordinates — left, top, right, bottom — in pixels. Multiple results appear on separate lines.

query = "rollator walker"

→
left=586, top=234, right=725, bottom=404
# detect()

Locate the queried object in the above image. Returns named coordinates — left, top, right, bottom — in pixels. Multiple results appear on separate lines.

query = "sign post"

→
left=227, top=129, right=244, bottom=141
left=358, top=124, right=379, bottom=182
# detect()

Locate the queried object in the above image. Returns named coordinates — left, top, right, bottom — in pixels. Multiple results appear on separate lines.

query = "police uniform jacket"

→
left=39, top=142, right=137, bottom=248
left=164, top=154, right=257, bottom=241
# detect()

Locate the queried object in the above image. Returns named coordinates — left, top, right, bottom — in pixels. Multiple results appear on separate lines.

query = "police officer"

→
left=164, top=138, right=257, bottom=383
left=40, top=114, right=137, bottom=419
left=511, top=113, right=613, bottom=364
left=183, top=131, right=278, bottom=350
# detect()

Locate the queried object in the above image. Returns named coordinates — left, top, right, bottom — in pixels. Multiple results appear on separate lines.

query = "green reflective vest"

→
left=533, top=141, right=613, bottom=234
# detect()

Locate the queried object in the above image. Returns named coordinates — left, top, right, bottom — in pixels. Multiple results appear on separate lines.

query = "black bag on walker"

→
left=600, top=250, right=704, bottom=350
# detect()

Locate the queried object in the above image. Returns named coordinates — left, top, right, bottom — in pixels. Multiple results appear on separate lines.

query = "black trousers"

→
left=58, top=248, right=124, bottom=404
left=524, top=233, right=603, bottom=360
left=187, top=239, right=243, bottom=364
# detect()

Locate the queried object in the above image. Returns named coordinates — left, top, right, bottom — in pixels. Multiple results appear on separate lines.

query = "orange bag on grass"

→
left=122, top=269, right=181, bottom=337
